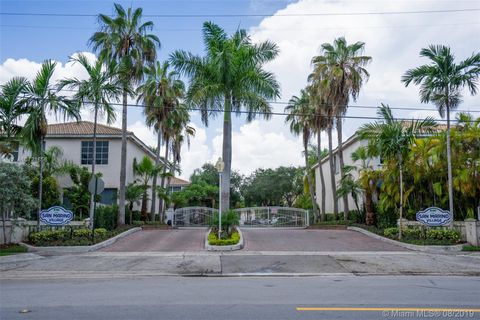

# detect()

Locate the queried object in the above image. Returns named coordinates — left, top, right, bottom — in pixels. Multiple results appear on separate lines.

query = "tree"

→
left=20, top=60, right=79, bottom=227
left=171, top=21, right=280, bottom=211
left=0, top=163, right=37, bottom=243
left=311, top=37, right=371, bottom=221
left=90, top=3, right=160, bottom=225
left=0, top=77, right=28, bottom=157
left=336, top=165, right=362, bottom=216
left=358, top=104, right=437, bottom=238
left=133, top=155, right=161, bottom=221
left=58, top=53, right=122, bottom=227
left=63, top=165, right=95, bottom=220
left=402, top=45, right=480, bottom=221
left=285, top=89, right=318, bottom=218
left=137, top=61, right=185, bottom=220
left=125, top=182, right=145, bottom=224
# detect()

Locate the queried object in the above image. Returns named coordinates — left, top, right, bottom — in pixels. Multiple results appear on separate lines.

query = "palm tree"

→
left=171, top=21, right=280, bottom=211
left=358, top=104, right=437, bottom=238
left=137, top=61, right=185, bottom=221
left=311, top=37, right=371, bottom=221
left=0, top=77, right=28, bottom=157
left=351, top=146, right=378, bottom=225
left=285, top=89, right=318, bottom=220
left=125, top=182, right=145, bottom=224
left=402, top=45, right=480, bottom=221
left=90, top=3, right=160, bottom=225
left=133, top=155, right=162, bottom=221
left=20, top=60, right=80, bottom=227
left=58, top=53, right=122, bottom=227
left=336, top=165, right=362, bottom=215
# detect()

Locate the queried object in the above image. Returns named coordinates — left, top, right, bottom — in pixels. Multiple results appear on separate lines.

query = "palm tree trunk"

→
left=336, top=118, right=349, bottom=220
left=37, top=135, right=45, bottom=229
left=303, top=138, right=318, bottom=222
left=317, top=131, right=326, bottom=222
left=159, top=137, right=170, bottom=222
left=327, top=125, right=338, bottom=219
left=446, top=104, right=454, bottom=226
left=399, top=161, right=404, bottom=240
left=221, top=96, right=232, bottom=211
left=150, top=129, right=162, bottom=221
left=118, top=89, right=128, bottom=226
left=89, top=105, right=98, bottom=229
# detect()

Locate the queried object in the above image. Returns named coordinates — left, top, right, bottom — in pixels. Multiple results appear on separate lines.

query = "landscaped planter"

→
left=20, top=227, right=141, bottom=254
left=205, top=228, right=244, bottom=251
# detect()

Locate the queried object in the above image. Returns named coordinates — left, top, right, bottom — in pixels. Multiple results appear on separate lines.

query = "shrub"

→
left=210, top=210, right=239, bottom=234
left=403, top=227, right=425, bottom=240
left=426, top=229, right=461, bottom=242
left=376, top=205, right=397, bottom=229
left=73, top=228, right=91, bottom=238
left=208, top=231, right=240, bottom=246
left=95, top=205, right=119, bottom=230
left=383, top=227, right=399, bottom=239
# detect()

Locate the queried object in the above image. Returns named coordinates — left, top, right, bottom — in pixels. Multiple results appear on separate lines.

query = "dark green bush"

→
left=29, top=227, right=110, bottom=246
left=94, top=205, right=119, bottom=230
left=376, top=205, right=397, bottom=229
left=426, top=229, right=460, bottom=242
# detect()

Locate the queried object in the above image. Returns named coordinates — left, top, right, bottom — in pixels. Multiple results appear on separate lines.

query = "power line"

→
left=1, top=8, right=479, bottom=18
left=2, top=21, right=479, bottom=32
left=56, top=88, right=480, bottom=113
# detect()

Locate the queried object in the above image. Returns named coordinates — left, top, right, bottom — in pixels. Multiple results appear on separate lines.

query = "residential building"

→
left=312, top=133, right=382, bottom=214
left=7, top=121, right=189, bottom=212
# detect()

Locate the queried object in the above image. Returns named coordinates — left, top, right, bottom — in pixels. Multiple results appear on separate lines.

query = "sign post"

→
left=88, top=176, right=105, bottom=243
left=416, top=207, right=452, bottom=227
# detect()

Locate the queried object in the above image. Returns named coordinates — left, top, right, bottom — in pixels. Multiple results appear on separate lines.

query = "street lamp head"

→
left=215, top=157, right=225, bottom=173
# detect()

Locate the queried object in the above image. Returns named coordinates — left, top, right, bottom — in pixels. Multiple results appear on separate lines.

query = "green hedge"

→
left=208, top=231, right=240, bottom=246
left=383, top=227, right=461, bottom=244
left=29, top=228, right=109, bottom=246
left=94, top=205, right=118, bottom=230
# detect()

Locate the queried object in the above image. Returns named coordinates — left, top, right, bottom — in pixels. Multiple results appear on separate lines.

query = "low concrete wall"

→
left=397, top=219, right=480, bottom=246
left=0, top=219, right=89, bottom=244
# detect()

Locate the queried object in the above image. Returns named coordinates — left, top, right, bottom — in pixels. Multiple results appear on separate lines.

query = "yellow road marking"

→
left=296, top=307, right=480, bottom=312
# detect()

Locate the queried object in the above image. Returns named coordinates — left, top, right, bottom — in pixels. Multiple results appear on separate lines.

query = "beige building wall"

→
left=314, top=135, right=381, bottom=215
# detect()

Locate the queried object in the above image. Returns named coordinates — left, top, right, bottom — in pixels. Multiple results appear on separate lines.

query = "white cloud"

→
left=211, top=120, right=304, bottom=175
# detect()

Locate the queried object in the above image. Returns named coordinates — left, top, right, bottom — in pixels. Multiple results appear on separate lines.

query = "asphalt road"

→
left=1, top=276, right=479, bottom=320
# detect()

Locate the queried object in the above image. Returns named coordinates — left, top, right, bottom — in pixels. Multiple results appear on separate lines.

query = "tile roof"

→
left=170, top=177, right=191, bottom=186
left=47, top=121, right=130, bottom=136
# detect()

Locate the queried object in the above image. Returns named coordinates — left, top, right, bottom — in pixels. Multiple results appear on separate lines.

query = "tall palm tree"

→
left=0, top=77, right=28, bottom=157
left=311, top=37, right=371, bottom=221
left=171, top=21, right=280, bottom=211
left=358, top=104, right=437, bottom=238
left=90, top=3, right=160, bottom=225
left=402, top=45, right=480, bottom=221
left=21, top=60, right=80, bottom=227
left=133, top=155, right=161, bottom=221
left=137, top=61, right=185, bottom=221
left=58, top=53, right=122, bottom=227
left=307, top=85, right=330, bottom=221
left=285, top=89, right=318, bottom=220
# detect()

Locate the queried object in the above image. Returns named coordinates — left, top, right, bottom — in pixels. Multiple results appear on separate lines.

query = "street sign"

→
left=416, top=207, right=452, bottom=226
left=40, top=206, right=73, bottom=225
left=88, top=176, right=105, bottom=195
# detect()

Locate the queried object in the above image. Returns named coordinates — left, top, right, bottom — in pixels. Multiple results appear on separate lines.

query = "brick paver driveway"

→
left=101, top=229, right=206, bottom=252
left=242, top=229, right=406, bottom=251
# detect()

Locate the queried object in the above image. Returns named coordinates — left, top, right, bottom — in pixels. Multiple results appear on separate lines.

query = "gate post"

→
left=306, top=210, right=309, bottom=228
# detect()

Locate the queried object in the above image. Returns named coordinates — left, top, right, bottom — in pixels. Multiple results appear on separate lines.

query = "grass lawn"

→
left=0, top=244, right=28, bottom=256
left=462, top=245, right=480, bottom=251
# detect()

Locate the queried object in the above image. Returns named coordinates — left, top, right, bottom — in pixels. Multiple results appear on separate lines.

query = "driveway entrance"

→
left=101, top=229, right=206, bottom=252
left=242, top=229, right=406, bottom=251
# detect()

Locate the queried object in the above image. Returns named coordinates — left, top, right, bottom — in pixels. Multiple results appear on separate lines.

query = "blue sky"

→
left=1, top=0, right=479, bottom=178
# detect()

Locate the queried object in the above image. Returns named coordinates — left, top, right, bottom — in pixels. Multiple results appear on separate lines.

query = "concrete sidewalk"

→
left=1, top=251, right=479, bottom=279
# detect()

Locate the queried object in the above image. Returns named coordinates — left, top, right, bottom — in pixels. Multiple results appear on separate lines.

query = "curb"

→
left=347, top=226, right=465, bottom=253
left=205, top=228, right=244, bottom=251
left=20, top=227, right=142, bottom=254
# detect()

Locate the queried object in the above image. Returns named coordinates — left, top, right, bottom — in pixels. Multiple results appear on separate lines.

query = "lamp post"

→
left=215, top=157, right=224, bottom=239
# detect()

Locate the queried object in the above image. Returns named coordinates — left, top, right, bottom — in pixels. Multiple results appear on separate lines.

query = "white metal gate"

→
left=173, top=207, right=217, bottom=227
left=234, top=207, right=309, bottom=228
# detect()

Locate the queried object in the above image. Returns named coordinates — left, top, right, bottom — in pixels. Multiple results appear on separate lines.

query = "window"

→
left=81, top=141, right=109, bottom=165
left=100, top=188, right=117, bottom=205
